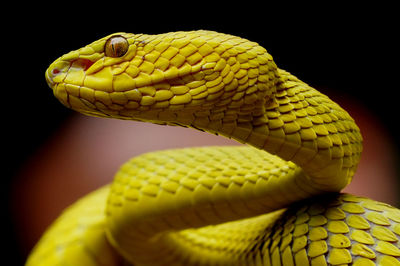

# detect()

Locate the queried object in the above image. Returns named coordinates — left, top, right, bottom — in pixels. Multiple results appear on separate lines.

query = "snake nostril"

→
left=52, top=68, right=61, bottom=75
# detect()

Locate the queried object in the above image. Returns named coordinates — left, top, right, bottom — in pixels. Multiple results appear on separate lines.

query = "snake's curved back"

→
left=27, top=31, right=400, bottom=265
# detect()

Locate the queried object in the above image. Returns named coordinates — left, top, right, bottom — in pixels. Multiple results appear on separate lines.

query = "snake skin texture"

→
left=26, top=31, right=400, bottom=265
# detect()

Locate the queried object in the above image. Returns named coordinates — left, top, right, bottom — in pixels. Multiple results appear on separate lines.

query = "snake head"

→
left=46, top=31, right=278, bottom=129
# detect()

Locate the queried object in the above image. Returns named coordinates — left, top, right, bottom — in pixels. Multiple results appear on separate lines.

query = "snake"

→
left=26, top=31, right=400, bottom=266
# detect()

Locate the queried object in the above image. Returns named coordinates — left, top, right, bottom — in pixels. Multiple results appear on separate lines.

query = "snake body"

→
left=27, top=31, right=400, bottom=265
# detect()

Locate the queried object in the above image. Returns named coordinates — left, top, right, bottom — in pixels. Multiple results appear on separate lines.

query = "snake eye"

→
left=104, top=35, right=129, bottom=57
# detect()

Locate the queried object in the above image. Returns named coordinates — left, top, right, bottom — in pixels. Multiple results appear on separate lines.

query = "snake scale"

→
left=26, top=31, right=400, bottom=265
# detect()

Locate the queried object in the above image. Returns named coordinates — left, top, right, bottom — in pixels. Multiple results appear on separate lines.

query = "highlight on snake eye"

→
left=104, top=35, right=129, bottom=57
left=23, top=31, right=400, bottom=265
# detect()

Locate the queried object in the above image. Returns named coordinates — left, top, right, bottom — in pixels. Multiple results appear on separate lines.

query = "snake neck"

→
left=190, top=68, right=362, bottom=192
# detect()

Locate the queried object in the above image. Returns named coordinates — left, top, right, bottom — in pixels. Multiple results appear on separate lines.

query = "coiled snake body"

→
left=27, top=31, right=400, bottom=265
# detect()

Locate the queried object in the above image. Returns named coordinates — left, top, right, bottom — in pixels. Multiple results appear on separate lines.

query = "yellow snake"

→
left=26, top=31, right=400, bottom=265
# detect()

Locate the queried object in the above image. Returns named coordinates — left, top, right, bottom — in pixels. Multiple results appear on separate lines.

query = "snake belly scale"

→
left=26, top=31, right=400, bottom=265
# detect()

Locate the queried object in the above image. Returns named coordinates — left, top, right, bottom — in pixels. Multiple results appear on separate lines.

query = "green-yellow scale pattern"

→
left=26, top=31, right=399, bottom=265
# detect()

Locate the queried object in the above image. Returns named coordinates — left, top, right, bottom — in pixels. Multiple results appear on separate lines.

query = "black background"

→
left=4, top=4, right=398, bottom=265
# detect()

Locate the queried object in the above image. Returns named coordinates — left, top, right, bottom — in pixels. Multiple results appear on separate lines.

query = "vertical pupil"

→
left=112, top=41, right=119, bottom=55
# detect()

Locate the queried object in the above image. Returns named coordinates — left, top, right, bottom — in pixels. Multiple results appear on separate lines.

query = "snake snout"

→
left=45, top=58, right=94, bottom=89
left=45, top=67, right=55, bottom=88
left=45, top=60, right=70, bottom=89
